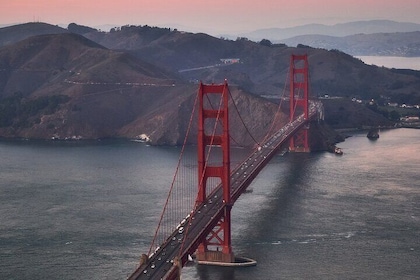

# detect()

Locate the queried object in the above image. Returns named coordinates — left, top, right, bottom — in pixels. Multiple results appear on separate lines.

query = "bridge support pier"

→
left=196, top=204, right=235, bottom=263
left=196, top=249, right=235, bottom=264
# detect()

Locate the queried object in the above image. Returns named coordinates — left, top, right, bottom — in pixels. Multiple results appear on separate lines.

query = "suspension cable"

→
left=228, top=89, right=260, bottom=146
left=148, top=90, right=199, bottom=255
left=260, top=68, right=290, bottom=144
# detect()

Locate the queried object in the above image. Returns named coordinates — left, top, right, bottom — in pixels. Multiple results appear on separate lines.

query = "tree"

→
left=259, top=39, right=272, bottom=47
left=389, top=110, right=401, bottom=121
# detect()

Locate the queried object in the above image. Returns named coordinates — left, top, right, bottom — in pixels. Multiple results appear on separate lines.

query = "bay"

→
left=356, top=56, right=420, bottom=70
left=0, top=128, right=419, bottom=279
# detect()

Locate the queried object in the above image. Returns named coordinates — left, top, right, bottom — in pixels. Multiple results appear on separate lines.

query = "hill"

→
left=322, top=98, right=393, bottom=129
left=77, top=26, right=420, bottom=104
left=0, top=32, right=176, bottom=97
left=0, top=32, right=292, bottom=146
left=0, top=33, right=183, bottom=141
left=280, top=31, right=420, bottom=57
left=0, top=22, right=418, bottom=145
left=0, top=22, right=68, bottom=47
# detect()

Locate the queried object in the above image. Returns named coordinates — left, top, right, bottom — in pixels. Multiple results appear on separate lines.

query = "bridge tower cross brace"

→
left=289, top=54, right=310, bottom=152
left=196, top=81, right=235, bottom=263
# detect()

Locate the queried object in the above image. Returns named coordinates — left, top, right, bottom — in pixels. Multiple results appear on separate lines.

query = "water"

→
left=0, top=128, right=419, bottom=279
left=355, top=56, right=420, bottom=70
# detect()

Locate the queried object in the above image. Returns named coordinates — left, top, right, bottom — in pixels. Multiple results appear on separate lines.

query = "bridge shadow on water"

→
left=242, top=152, right=320, bottom=240
left=195, top=265, right=236, bottom=280
left=190, top=152, right=322, bottom=280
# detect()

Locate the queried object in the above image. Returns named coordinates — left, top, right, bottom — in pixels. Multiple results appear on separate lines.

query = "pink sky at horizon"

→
left=1, top=0, right=420, bottom=35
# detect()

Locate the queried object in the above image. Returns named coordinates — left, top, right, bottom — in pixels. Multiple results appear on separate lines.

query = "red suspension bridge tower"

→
left=289, top=54, right=310, bottom=152
left=196, top=81, right=234, bottom=263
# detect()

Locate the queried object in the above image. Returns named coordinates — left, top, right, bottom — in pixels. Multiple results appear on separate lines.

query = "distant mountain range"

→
left=237, top=20, right=420, bottom=57
left=239, top=20, right=420, bottom=41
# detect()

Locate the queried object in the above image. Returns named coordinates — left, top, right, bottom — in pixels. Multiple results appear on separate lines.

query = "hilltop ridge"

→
left=0, top=22, right=68, bottom=48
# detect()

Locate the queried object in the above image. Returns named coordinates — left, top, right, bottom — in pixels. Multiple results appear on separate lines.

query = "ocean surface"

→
left=0, top=128, right=419, bottom=279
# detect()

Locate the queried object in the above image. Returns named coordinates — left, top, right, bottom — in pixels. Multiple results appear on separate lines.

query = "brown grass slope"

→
left=0, top=33, right=186, bottom=140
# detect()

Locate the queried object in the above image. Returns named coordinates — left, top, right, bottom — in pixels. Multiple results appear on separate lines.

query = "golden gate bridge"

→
left=128, top=54, right=323, bottom=279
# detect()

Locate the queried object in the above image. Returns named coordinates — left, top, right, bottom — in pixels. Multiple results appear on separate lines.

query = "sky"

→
left=1, top=0, right=420, bottom=35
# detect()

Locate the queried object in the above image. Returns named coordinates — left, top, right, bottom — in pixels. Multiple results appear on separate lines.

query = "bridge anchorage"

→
left=128, top=54, right=321, bottom=280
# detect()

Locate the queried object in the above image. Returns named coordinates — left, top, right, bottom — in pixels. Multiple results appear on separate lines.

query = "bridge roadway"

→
left=128, top=102, right=320, bottom=280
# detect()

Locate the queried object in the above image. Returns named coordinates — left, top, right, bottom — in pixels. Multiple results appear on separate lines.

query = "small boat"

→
left=334, top=147, right=343, bottom=155
left=328, top=144, right=343, bottom=155
left=367, top=128, right=379, bottom=140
